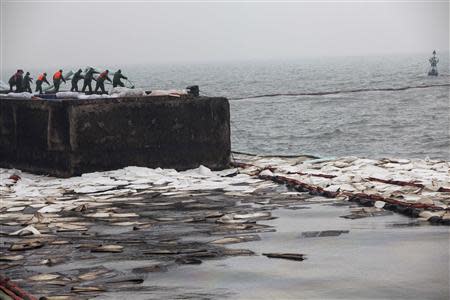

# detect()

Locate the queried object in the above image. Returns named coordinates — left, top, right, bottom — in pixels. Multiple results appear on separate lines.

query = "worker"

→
left=112, top=69, right=128, bottom=88
left=52, top=69, right=66, bottom=92
left=35, top=73, right=50, bottom=94
left=95, top=70, right=112, bottom=94
left=70, top=69, right=84, bottom=92
left=82, top=68, right=99, bottom=93
left=23, top=72, right=33, bottom=93
left=8, top=69, right=24, bottom=92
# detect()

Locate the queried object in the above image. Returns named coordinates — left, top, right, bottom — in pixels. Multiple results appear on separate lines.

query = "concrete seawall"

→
left=0, top=96, right=230, bottom=177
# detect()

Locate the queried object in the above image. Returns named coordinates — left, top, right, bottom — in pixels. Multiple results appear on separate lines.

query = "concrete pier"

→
left=0, top=95, right=230, bottom=177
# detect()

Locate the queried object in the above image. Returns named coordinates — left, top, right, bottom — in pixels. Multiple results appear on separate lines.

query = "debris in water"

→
left=143, top=249, right=180, bottom=255
left=0, top=255, right=24, bottom=261
left=9, top=174, right=21, bottom=182
left=40, top=257, right=66, bottom=266
left=0, top=153, right=448, bottom=297
left=50, top=240, right=71, bottom=245
left=175, top=257, right=203, bottom=264
left=132, top=264, right=167, bottom=273
left=78, top=268, right=111, bottom=281
left=301, top=230, right=349, bottom=238
left=28, top=273, right=61, bottom=281
left=71, top=286, right=105, bottom=293
left=38, top=295, right=73, bottom=300
left=106, top=278, right=144, bottom=285
left=340, top=207, right=394, bottom=219
left=91, top=245, right=123, bottom=253
left=233, top=212, right=272, bottom=220
left=73, top=203, right=88, bottom=212
left=9, top=225, right=41, bottom=236
left=9, top=239, right=45, bottom=251
left=132, top=223, right=153, bottom=230
left=262, top=253, right=306, bottom=261
left=210, top=235, right=260, bottom=244
left=51, top=223, right=88, bottom=232
left=222, top=248, right=255, bottom=256
left=216, top=212, right=271, bottom=224
left=216, top=215, right=251, bottom=224
left=374, top=200, right=386, bottom=209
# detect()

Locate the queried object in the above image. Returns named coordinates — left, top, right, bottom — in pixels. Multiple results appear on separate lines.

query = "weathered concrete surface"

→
left=0, top=96, right=230, bottom=177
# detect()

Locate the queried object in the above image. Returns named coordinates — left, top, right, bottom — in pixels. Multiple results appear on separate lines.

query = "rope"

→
left=229, top=83, right=450, bottom=101
left=231, top=150, right=319, bottom=159
left=126, top=79, right=135, bottom=89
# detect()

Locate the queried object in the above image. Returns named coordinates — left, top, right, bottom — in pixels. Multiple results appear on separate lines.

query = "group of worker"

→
left=8, top=68, right=128, bottom=94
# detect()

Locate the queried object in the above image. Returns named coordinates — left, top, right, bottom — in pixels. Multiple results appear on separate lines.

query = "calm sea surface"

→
left=3, top=53, right=449, bottom=159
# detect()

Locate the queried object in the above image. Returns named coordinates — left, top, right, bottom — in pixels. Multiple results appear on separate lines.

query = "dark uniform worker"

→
left=35, top=73, right=50, bottom=94
left=52, top=69, right=66, bottom=92
left=82, top=68, right=99, bottom=93
left=23, top=72, right=33, bottom=93
left=95, top=70, right=112, bottom=94
left=70, top=69, right=84, bottom=92
left=112, top=69, right=128, bottom=88
left=8, top=69, right=24, bottom=92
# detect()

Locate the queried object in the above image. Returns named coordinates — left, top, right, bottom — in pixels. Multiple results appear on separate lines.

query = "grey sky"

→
left=1, top=1, right=449, bottom=72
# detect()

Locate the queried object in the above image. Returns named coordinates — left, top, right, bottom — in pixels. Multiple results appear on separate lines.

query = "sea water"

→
left=2, top=52, right=449, bottom=159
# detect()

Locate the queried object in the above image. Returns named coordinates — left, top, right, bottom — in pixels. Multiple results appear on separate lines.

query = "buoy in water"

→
left=428, top=50, right=439, bottom=76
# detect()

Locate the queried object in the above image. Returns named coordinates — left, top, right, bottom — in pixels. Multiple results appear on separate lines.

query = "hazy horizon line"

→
left=1, top=49, right=448, bottom=77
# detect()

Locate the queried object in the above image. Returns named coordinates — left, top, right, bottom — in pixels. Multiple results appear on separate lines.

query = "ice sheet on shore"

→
left=1, top=155, right=449, bottom=222
left=235, top=154, right=450, bottom=210
left=0, top=165, right=266, bottom=212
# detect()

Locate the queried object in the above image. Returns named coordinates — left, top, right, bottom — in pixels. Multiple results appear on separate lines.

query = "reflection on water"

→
left=95, top=204, right=450, bottom=300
